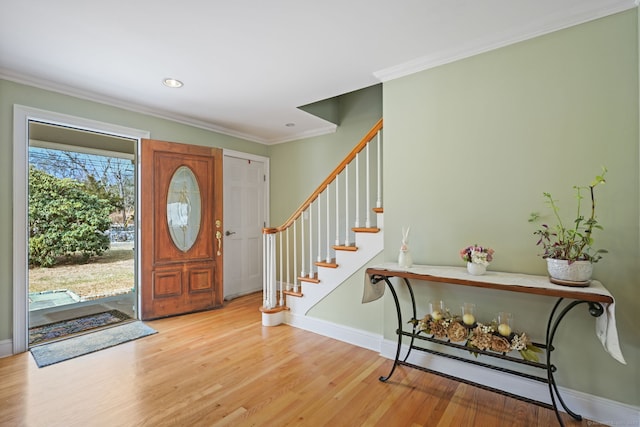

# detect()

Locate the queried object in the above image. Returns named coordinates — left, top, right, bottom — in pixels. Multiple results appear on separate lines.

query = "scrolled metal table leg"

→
left=546, top=298, right=605, bottom=426
left=402, top=278, right=417, bottom=363
left=375, top=275, right=403, bottom=382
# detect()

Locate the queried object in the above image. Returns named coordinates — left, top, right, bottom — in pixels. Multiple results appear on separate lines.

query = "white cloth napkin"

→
left=595, top=302, right=626, bottom=364
left=362, top=272, right=385, bottom=303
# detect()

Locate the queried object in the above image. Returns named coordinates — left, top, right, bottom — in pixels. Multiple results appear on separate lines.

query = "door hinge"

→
left=263, top=174, right=266, bottom=182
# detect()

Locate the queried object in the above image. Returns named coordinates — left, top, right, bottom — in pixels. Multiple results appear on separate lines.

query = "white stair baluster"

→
left=365, top=143, right=371, bottom=228
left=335, top=175, right=340, bottom=245
left=344, top=164, right=350, bottom=246
left=376, top=130, right=382, bottom=209
left=355, top=153, right=360, bottom=228
left=317, top=196, right=322, bottom=262
left=286, top=227, right=290, bottom=291
left=269, top=234, right=276, bottom=308
left=309, top=205, right=313, bottom=278
left=300, top=213, right=306, bottom=278
left=279, top=231, right=283, bottom=306
left=293, top=220, right=298, bottom=293
left=326, top=186, right=331, bottom=263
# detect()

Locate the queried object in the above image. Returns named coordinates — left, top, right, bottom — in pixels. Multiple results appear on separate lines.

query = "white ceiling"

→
left=0, top=0, right=635, bottom=144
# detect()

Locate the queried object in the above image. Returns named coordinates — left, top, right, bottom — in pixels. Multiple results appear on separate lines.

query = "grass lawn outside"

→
left=28, top=242, right=135, bottom=301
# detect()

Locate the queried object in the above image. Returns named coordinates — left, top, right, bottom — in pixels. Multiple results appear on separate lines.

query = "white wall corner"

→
left=0, top=339, right=13, bottom=358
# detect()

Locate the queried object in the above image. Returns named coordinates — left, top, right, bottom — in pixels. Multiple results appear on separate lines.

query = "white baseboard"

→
left=285, top=311, right=383, bottom=353
left=0, top=339, right=13, bottom=358
left=284, top=316, right=639, bottom=426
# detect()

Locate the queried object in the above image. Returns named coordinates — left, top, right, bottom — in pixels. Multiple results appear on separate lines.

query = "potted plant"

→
left=528, top=167, right=608, bottom=285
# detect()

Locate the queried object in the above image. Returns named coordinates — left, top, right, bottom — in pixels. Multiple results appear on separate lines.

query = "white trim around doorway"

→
left=12, top=105, right=149, bottom=355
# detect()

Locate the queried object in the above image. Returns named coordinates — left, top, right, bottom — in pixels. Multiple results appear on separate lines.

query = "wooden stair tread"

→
left=373, top=207, right=383, bottom=213
left=316, top=259, right=338, bottom=268
left=352, top=227, right=380, bottom=233
left=259, top=305, right=289, bottom=313
left=283, top=289, right=303, bottom=298
left=333, top=245, right=358, bottom=252
left=299, top=273, right=320, bottom=284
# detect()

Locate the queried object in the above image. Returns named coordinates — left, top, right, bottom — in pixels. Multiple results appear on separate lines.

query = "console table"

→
left=365, top=263, right=617, bottom=427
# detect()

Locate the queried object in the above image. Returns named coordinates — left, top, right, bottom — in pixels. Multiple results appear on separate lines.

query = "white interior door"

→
left=223, top=152, right=268, bottom=300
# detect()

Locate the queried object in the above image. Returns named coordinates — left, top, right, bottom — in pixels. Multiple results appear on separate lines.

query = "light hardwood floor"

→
left=0, top=292, right=601, bottom=427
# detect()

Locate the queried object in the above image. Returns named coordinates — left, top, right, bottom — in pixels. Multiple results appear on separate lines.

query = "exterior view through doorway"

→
left=27, top=122, right=137, bottom=345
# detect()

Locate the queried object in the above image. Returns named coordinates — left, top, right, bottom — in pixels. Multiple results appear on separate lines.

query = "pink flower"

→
left=460, top=244, right=495, bottom=264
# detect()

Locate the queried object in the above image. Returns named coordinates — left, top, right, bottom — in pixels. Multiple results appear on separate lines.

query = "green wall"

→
left=383, top=10, right=638, bottom=405
left=0, top=79, right=268, bottom=342
left=268, top=85, right=382, bottom=223
left=268, top=85, right=385, bottom=332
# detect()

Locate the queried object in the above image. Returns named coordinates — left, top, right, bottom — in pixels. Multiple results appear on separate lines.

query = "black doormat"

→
left=29, top=309, right=131, bottom=346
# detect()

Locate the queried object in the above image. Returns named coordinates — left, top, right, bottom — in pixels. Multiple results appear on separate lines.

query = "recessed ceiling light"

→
left=285, top=123, right=295, bottom=127
left=162, top=78, right=183, bottom=88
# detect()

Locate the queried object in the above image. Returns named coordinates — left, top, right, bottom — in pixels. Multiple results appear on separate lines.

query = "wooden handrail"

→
left=263, top=118, right=383, bottom=235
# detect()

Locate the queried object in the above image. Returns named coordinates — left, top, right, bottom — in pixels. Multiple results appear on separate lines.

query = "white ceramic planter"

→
left=467, top=262, right=487, bottom=276
left=546, top=258, right=593, bottom=282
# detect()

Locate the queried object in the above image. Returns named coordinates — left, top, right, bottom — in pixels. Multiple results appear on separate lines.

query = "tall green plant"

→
left=528, top=168, right=608, bottom=263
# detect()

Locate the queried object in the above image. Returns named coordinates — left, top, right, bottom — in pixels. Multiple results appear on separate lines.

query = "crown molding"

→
left=264, top=122, right=337, bottom=145
left=0, top=68, right=271, bottom=144
left=374, top=1, right=637, bottom=82
left=1, top=69, right=339, bottom=146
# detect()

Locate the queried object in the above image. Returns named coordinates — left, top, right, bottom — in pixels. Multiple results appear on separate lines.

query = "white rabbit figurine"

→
left=398, top=226, right=413, bottom=268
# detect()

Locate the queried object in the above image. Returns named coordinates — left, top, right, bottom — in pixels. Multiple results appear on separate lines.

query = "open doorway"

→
left=27, top=122, right=137, bottom=345
left=12, top=105, right=150, bottom=354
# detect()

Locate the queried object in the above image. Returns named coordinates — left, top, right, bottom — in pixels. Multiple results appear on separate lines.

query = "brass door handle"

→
left=216, top=231, right=222, bottom=256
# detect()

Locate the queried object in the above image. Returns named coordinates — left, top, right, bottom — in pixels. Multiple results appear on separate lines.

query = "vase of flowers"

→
left=529, top=168, right=607, bottom=285
left=460, top=244, right=494, bottom=275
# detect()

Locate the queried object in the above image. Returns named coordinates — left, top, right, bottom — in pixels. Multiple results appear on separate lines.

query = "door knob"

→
left=225, top=230, right=236, bottom=236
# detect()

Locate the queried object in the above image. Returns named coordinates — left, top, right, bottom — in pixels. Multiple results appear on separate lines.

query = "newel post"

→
left=260, top=227, right=284, bottom=326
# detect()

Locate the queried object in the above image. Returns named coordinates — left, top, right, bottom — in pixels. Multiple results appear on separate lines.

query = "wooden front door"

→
left=140, top=139, right=223, bottom=320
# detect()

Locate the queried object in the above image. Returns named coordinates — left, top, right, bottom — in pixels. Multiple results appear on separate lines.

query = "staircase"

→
left=261, top=119, right=383, bottom=326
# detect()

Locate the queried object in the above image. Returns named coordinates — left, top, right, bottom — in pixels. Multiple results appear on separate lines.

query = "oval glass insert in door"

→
left=166, top=166, right=202, bottom=251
